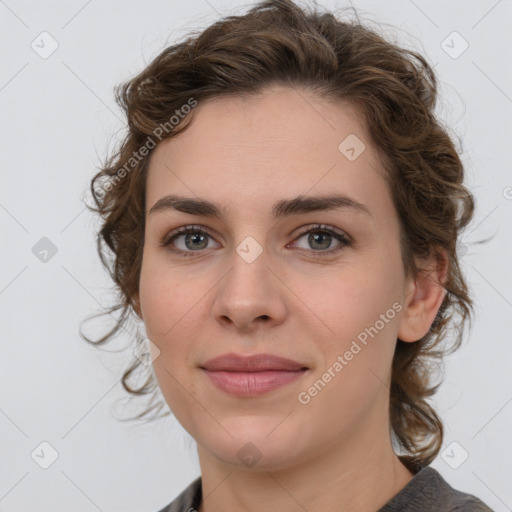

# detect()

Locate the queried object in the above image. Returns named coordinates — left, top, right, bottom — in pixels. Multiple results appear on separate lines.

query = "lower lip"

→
left=202, top=369, right=307, bottom=397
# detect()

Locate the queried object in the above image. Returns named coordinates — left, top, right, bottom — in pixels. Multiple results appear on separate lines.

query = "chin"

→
left=195, top=417, right=307, bottom=471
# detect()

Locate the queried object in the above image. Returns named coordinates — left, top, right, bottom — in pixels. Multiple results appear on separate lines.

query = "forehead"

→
left=145, top=86, right=393, bottom=223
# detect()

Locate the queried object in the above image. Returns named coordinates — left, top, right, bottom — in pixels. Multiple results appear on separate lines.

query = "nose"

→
left=211, top=246, right=287, bottom=333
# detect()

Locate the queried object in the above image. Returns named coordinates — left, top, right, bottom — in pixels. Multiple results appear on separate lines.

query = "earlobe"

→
left=397, top=247, right=448, bottom=343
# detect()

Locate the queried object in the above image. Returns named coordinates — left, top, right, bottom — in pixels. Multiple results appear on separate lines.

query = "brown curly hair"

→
left=82, top=0, right=476, bottom=474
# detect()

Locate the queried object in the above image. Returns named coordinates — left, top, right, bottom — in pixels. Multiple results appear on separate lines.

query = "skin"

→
left=137, top=85, right=448, bottom=512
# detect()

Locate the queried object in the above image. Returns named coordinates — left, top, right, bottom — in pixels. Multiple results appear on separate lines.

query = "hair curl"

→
left=82, top=0, right=477, bottom=474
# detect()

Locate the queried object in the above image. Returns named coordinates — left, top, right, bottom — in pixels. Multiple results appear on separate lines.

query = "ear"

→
left=397, top=246, right=448, bottom=343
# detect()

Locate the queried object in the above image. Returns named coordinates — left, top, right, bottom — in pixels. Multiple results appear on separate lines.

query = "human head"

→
left=84, top=0, right=475, bottom=473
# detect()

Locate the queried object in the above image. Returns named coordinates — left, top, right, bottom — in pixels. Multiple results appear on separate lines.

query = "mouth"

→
left=200, top=353, right=309, bottom=397
left=201, top=368, right=308, bottom=397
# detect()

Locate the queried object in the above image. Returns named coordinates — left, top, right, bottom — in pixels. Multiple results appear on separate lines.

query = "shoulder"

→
left=155, top=476, right=202, bottom=512
left=378, top=466, right=494, bottom=512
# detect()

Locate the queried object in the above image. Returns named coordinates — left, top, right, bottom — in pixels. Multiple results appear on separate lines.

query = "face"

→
left=138, top=85, right=415, bottom=471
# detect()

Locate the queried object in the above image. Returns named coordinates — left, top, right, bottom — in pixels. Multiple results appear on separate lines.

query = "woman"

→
left=84, top=0, right=494, bottom=510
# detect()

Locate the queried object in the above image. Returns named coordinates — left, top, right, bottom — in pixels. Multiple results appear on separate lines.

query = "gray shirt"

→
left=156, top=466, right=494, bottom=511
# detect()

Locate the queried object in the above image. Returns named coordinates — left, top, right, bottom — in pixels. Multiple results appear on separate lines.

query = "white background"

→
left=1, top=0, right=511, bottom=510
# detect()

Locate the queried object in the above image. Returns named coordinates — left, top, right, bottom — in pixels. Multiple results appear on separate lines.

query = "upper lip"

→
left=201, top=353, right=308, bottom=372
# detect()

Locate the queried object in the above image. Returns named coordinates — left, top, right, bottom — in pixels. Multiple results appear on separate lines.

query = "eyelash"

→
left=160, top=223, right=351, bottom=258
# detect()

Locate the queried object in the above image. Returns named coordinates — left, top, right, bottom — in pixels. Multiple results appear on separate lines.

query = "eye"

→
left=160, top=223, right=351, bottom=257
left=160, top=225, right=220, bottom=256
left=289, top=224, right=351, bottom=256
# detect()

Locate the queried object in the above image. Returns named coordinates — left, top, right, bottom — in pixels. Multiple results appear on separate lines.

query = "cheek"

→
left=138, top=256, right=208, bottom=375
left=306, top=253, right=403, bottom=379
left=139, top=261, right=197, bottom=416
left=139, top=257, right=187, bottom=352
left=139, top=266, right=169, bottom=336
left=139, top=254, right=191, bottom=331
left=312, top=262, right=399, bottom=335
left=301, top=273, right=401, bottom=428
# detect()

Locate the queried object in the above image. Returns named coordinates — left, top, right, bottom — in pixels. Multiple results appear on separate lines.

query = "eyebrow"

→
left=148, top=193, right=372, bottom=220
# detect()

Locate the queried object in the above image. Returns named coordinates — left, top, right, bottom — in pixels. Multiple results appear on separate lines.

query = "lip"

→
left=200, top=353, right=308, bottom=397
left=201, top=353, right=307, bottom=372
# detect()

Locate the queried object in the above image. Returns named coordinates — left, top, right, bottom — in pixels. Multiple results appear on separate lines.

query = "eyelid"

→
left=291, top=223, right=350, bottom=243
left=287, top=224, right=351, bottom=256
left=160, top=224, right=219, bottom=248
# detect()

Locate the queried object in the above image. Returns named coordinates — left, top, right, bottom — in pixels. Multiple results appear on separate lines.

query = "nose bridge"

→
left=212, top=234, right=286, bottom=329
left=224, top=235, right=271, bottom=303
